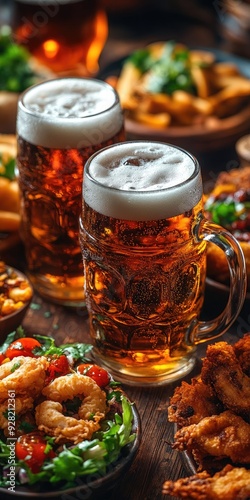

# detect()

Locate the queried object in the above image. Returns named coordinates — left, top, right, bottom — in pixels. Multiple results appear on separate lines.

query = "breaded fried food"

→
left=201, top=342, right=250, bottom=420
left=234, top=334, right=250, bottom=377
left=162, top=464, right=250, bottom=499
left=172, top=410, right=250, bottom=468
left=0, top=355, right=49, bottom=401
left=168, top=377, right=221, bottom=427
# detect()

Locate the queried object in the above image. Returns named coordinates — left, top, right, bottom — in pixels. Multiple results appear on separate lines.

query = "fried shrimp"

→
left=42, top=373, right=107, bottom=419
left=35, top=400, right=104, bottom=444
left=0, top=356, right=49, bottom=400
left=37, top=373, right=108, bottom=443
left=0, top=396, right=33, bottom=430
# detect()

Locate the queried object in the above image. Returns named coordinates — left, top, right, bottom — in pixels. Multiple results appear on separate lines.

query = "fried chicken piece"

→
left=201, top=342, right=250, bottom=420
left=162, top=464, right=250, bottom=499
left=173, top=410, right=250, bottom=468
left=234, top=334, right=250, bottom=377
left=168, top=377, right=221, bottom=427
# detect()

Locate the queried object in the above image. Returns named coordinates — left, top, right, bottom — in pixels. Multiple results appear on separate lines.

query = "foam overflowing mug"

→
left=79, top=141, right=246, bottom=385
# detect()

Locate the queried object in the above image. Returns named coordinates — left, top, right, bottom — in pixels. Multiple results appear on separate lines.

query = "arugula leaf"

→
left=33, top=334, right=93, bottom=361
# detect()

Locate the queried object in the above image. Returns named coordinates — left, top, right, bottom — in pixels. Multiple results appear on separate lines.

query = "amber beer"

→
left=79, top=141, right=246, bottom=385
left=12, top=0, right=108, bottom=73
left=17, top=78, right=124, bottom=306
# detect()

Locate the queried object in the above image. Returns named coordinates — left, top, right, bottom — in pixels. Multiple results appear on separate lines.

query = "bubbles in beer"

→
left=85, top=142, right=203, bottom=221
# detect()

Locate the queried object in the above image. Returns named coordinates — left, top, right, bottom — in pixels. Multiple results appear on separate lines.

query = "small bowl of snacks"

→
left=0, top=261, right=33, bottom=338
left=104, top=41, right=250, bottom=152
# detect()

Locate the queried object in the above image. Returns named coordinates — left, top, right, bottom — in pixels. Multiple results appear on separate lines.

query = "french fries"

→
left=111, top=41, right=250, bottom=128
left=0, top=135, right=20, bottom=234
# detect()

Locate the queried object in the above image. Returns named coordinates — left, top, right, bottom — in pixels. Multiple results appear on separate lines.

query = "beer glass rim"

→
left=84, top=140, right=200, bottom=195
left=18, top=77, right=121, bottom=121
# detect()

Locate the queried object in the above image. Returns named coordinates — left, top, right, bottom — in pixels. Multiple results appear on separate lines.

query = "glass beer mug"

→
left=79, top=141, right=247, bottom=385
left=16, top=77, right=125, bottom=306
left=12, top=0, right=108, bottom=74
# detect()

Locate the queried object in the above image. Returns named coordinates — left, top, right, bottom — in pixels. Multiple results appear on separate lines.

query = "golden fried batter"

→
left=37, top=373, right=108, bottom=443
left=35, top=400, right=103, bottom=444
left=0, top=396, right=33, bottom=431
left=173, top=410, right=250, bottom=468
left=42, top=373, right=107, bottom=419
left=168, top=377, right=221, bottom=427
left=0, top=356, right=49, bottom=400
left=162, top=464, right=250, bottom=499
left=201, top=342, right=250, bottom=420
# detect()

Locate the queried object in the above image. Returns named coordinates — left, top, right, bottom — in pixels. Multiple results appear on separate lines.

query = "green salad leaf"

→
left=0, top=329, right=93, bottom=362
left=0, top=154, right=16, bottom=180
left=127, top=41, right=196, bottom=95
left=205, top=197, right=250, bottom=227
left=0, top=25, right=36, bottom=92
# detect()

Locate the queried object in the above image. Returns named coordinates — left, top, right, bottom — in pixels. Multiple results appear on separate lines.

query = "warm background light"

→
left=43, top=40, right=60, bottom=60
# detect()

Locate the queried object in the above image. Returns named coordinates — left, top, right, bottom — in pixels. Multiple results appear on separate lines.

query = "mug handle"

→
left=194, top=216, right=247, bottom=343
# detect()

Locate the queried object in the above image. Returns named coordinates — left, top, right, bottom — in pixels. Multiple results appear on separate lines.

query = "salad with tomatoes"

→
left=0, top=329, right=138, bottom=492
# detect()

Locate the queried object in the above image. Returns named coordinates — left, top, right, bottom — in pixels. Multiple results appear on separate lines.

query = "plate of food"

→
left=163, top=334, right=250, bottom=499
left=0, top=330, right=141, bottom=499
left=101, top=41, right=250, bottom=152
left=0, top=261, right=33, bottom=339
left=204, top=164, right=250, bottom=298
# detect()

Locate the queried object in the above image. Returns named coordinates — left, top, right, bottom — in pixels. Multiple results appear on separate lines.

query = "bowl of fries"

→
left=105, top=41, right=250, bottom=152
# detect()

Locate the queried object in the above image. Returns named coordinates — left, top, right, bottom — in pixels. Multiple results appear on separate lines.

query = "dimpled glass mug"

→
left=79, top=141, right=247, bottom=385
left=17, top=77, right=125, bottom=307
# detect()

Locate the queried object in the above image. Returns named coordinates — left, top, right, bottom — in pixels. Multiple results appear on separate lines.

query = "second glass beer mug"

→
left=79, top=141, right=247, bottom=385
left=16, top=77, right=125, bottom=306
left=12, top=0, right=108, bottom=75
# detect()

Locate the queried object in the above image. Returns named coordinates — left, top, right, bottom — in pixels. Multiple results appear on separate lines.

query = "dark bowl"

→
left=99, top=48, right=250, bottom=154
left=0, top=266, right=33, bottom=340
left=0, top=396, right=141, bottom=499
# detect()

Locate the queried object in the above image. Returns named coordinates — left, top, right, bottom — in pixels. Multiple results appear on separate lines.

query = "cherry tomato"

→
left=77, top=363, right=110, bottom=387
left=5, top=338, right=42, bottom=360
left=16, top=432, right=55, bottom=473
left=0, top=353, right=6, bottom=364
left=46, top=354, right=70, bottom=384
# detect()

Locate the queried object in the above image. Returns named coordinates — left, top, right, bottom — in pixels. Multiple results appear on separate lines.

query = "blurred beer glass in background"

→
left=16, top=77, right=125, bottom=306
left=12, top=0, right=108, bottom=74
left=79, top=141, right=246, bottom=385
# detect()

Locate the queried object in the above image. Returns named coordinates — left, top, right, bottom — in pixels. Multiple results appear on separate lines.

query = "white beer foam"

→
left=84, top=142, right=203, bottom=220
left=17, top=78, right=123, bottom=149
